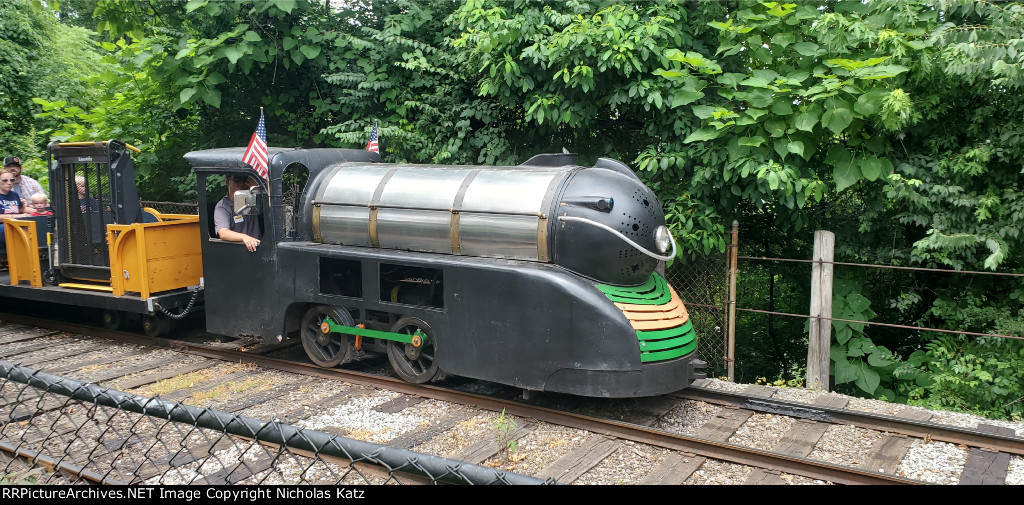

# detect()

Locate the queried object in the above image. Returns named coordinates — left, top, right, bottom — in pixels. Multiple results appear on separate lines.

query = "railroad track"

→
left=1, top=313, right=1021, bottom=485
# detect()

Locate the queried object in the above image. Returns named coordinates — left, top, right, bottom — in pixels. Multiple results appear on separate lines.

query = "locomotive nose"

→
left=551, top=166, right=673, bottom=286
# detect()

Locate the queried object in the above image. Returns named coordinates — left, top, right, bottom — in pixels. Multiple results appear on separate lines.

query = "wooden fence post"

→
left=806, top=230, right=835, bottom=390
left=726, top=220, right=738, bottom=382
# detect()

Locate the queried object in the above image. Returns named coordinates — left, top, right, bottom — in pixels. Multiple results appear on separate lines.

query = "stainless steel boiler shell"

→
left=312, top=163, right=571, bottom=261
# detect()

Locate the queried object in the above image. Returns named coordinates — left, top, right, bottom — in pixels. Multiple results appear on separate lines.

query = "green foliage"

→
left=321, top=0, right=519, bottom=165
left=907, top=336, right=1024, bottom=421
left=828, top=275, right=906, bottom=400
left=662, top=0, right=932, bottom=243
left=492, top=408, right=518, bottom=458
left=449, top=0, right=731, bottom=253
left=1, top=0, right=106, bottom=163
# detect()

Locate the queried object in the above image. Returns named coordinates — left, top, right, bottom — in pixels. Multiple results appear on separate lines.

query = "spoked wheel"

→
left=387, top=317, right=440, bottom=384
left=102, top=310, right=124, bottom=331
left=300, top=305, right=354, bottom=368
left=142, top=313, right=172, bottom=338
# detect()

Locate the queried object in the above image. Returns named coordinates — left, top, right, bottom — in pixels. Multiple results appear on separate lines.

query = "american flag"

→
left=242, top=108, right=269, bottom=179
left=366, top=121, right=379, bottom=153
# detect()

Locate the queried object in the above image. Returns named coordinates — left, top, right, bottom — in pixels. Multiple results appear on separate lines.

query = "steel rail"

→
left=0, top=312, right=922, bottom=485
left=0, top=439, right=126, bottom=485
left=675, top=387, right=1024, bottom=456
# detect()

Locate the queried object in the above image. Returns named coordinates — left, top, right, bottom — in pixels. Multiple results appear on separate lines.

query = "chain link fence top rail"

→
left=0, top=360, right=551, bottom=485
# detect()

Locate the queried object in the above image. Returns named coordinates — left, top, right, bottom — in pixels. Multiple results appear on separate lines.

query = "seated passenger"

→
left=76, top=175, right=100, bottom=212
left=213, top=174, right=261, bottom=252
left=0, top=169, right=26, bottom=219
left=4, top=156, right=44, bottom=207
left=27, top=193, right=52, bottom=216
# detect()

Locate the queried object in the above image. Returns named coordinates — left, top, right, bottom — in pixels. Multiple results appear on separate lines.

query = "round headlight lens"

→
left=655, top=226, right=671, bottom=253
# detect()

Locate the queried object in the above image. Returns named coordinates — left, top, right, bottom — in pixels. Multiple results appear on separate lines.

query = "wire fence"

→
left=665, top=254, right=727, bottom=377
left=663, top=224, right=1024, bottom=384
left=0, top=360, right=550, bottom=485
left=737, top=254, right=1024, bottom=341
left=141, top=201, right=199, bottom=215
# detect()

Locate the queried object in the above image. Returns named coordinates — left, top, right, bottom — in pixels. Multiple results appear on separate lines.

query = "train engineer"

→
left=213, top=174, right=261, bottom=252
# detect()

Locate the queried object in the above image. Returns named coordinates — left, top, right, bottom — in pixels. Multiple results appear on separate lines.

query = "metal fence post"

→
left=806, top=230, right=835, bottom=390
left=726, top=220, right=738, bottom=382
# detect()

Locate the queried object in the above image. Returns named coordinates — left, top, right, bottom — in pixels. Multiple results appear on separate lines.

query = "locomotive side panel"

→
left=273, top=242, right=699, bottom=397
left=441, top=261, right=645, bottom=395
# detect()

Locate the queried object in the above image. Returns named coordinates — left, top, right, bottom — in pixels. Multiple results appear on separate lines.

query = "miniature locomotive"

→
left=186, top=147, right=706, bottom=397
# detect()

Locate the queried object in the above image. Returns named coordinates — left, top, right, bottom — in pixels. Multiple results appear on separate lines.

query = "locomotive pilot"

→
left=213, top=174, right=262, bottom=252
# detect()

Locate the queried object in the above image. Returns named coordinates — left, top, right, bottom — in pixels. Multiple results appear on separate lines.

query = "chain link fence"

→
left=0, top=360, right=550, bottom=485
left=665, top=254, right=728, bottom=378
left=141, top=201, right=199, bottom=215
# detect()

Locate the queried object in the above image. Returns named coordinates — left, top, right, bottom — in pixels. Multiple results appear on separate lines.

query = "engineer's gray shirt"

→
left=213, top=196, right=262, bottom=240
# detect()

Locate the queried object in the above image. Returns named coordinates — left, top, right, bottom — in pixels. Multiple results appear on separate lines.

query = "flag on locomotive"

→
left=366, top=122, right=379, bottom=153
left=242, top=108, right=269, bottom=179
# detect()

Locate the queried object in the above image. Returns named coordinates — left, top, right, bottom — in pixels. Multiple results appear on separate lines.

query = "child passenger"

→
left=28, top=193, right=52, bottom=216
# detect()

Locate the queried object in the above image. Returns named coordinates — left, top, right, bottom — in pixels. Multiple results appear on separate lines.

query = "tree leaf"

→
left=224, top=45, right=246, bottom=64
left=771, top=100, right=793, bottom=115
left=854, top=88, right=889, bottom=115
left=834, top=158, right=861, bottom=192
left=179, top=87, right=197, bottom=104
left=853, top=363, right=880, bottom=395
left=867, top=352, right=896, bottom=367
left=692, top=105, right=717, bottom=119
left=822, top=106, right=853, bottom=134
left=834, top=357, right=858, bottom=384
left=766, top=117, right=787, bottom=137
left=683, top=127, right=723, bottom=143
left=774, top=140, right=789, bottom=160
left=716, top=72, right=747, bottom=87
left=846, top=292, right=871, bottom=313
left=771, top=32, right=795, bottom=48
left=300, top=44, right=322, bottom=59
left=740, top=76, right=771, bottom=88
left=794, top=104, right=821, bottom=132
left=671, top=90, right=704, bottom=107
left=788, top=140, right=805, bottom=157
left=859, top=156, right=883, bottom=181
left=202, top=87, right=222, bottom=108
left=792, top=42, right=820, bottom=56
left=739, top=136, right=766, bottom=147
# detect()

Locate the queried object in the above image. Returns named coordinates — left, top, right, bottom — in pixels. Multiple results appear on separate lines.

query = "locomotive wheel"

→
left=387, top=317, right=440, bottom=384
left=300, top=305, right=353, bottom=368
left=142, top=314, right=172, bottom=338
left=102, top=310, right=124, bottom=331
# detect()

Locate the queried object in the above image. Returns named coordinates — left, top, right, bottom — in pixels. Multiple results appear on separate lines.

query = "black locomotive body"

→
left=186, top=147, right=706, bottom=397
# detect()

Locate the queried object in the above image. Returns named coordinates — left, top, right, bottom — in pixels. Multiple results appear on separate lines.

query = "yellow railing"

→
left=107, top=215, right=203, bottom=299
left=4, top=219, right=44, bottom=288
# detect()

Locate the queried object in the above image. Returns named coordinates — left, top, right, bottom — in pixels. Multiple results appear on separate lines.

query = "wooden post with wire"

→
left=806, top=230, right=835, bottom=390
left=725, top=220, right=739, bottom=382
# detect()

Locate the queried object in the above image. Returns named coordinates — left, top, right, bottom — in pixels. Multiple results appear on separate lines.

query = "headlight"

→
left=655, top=226, right=671, bottom=253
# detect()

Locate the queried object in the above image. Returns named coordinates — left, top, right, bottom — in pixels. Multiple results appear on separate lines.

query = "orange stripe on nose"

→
left=614, top=285, right=690, bottom=331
